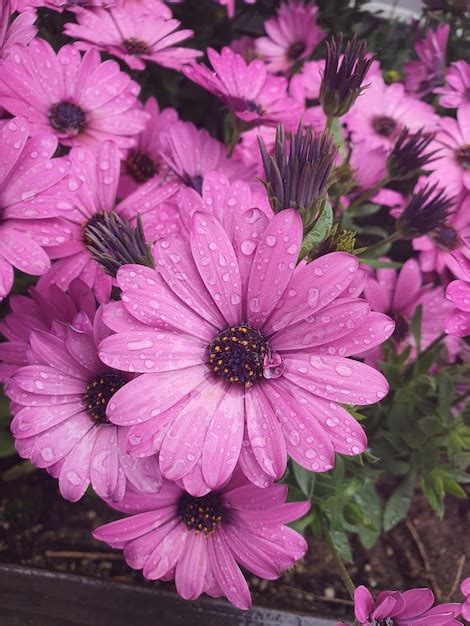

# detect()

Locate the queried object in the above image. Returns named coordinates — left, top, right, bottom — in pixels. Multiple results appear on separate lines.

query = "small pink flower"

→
left=428, top=105, right=470, bottom=197
left=183, top=46, right=302, bottom=128
left=345, top=81, right=438, bottom=150
left=0, top=40, right=148, bottom=149
left=353, top=585, right=462, bottom=625
left=363, top=258, right=455, bottom=364
left=93, top=473, right=309, bottom=609
left=0, top=0, right=36, bottom=59
left=461, top=578, right=470, bottom=621
left=118, top=97, right=178, bottom=198
left=6, top=303, right=162, bottom=503
left=404, top=23, right=449, bottom=97
left=64, top=4, right=201, bottom=71
left=98, top=210, right=392, bottom=494
left=0, top=117, right=71, bottom=302
left=436, top=61, right=470, bottom=109
left=255, top=0, right=325, bottom=74
left=445, top=255, right=470, bottom=337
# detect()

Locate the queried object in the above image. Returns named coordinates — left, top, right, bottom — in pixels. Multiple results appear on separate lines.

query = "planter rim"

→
left=0, top=563, right=340, bottom=626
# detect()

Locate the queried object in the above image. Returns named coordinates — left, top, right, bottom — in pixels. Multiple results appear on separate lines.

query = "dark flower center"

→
left=82, top=372, right=126, bottom=424
left=177, top=492, right=225, bottom=535
left=434, top=225, right=460, bottom=250
left=287, top=41, right=306, bottom=60
left=49, top=101, right=86, bottom=136
left=83, top=212, right=108, bottom=245
left=390, top=312, right=409, bottom=342
left=456, top=144, right=470, bottom=169
left=122, top=38, right=150, bottom=55
left=372, top=115, right=397, bottom=137
left=370, top=619, right=395, bottom=626
left=126, top=152, right=157, bottom=183
left=208, top=324, right=269, bottom=386
left=246, top=99, right=265, bottom=115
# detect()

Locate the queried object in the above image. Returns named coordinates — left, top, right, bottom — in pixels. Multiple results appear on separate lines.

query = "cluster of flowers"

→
left=0, top=0, right=468, bottom=620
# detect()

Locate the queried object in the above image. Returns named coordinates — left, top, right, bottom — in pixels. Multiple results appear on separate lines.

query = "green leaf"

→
left=410, top=304, right=423, bottom=357
left=347, top=202, right=381, bottom=218
left=0, top=429, right=15, bottom=458
left=292, top=461, right=315, bottom=498
left=359, top=258, right=402, bottom=269
left=383, top=468, right=416, bottom=532
left=299, top=201, right=333, bottom=260
left=329, top=529, right=353, bottom=562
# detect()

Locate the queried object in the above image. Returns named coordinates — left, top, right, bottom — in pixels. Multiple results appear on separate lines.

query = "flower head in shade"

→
left=98, top=209, right=392, bottom=494
left=352, top=585, right=462, bottom=626
left=445, top=255, right=470, bottom=337
left=396, top=181, right=453, bottom=238
left=36, top=141, right=179, bottom=302
left=215, top=0, right=256, bottom=18
left=6, top=302, right=162, bottom=503
left=362, top=258, right=455, bottom=365
left=0, top=0, right=36, bottom=60
left=436, top=61, right=470, bottom=109
left=0, top=118, right=71, bottom=302
left=320, top=35, right=373, bottom=120
left=404, top=23, right=449, bottom=97
left=258, top=121, right=337, bottom=218
left=386, top=127, right=439, bottom=181
left=0, top=279, right=95, bottom=383
left=461, top=578, right=470, bottom=621
left=428, top=105, right=470, bottom=197
left=119, top=97, right=178, bottom=198
left=345, top=81, right=438, bottom=151
left=93, top=473, right=309, bottom=609
left=182, top=47, right=302, bottom=128
left=0, top=41, right=148, bottom=149
left=158, top=119, right=255, bottom=193
left=255, top=0, right=325, bottom=74
left=64, top=4, right=201, bottom=71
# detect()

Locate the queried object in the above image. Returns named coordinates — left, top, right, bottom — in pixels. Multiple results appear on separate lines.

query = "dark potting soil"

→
left=0, top=467, right=468, bottom=622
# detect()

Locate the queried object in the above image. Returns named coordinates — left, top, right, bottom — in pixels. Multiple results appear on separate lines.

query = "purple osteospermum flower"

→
left=352, top=585, right=462, bottom=625
left=118, top=97, right=178, bottom=198
left=255, top=0, right=325, bottom=74
left=0, top=117, right=71, bottom=301
left=93, top=472, right=309, bottom=609
left=64, top=4, right=201, bottom=72
left=6, top=305, right=162, bottom=502
left=0, top=279, right=96, bottom=383
left=461, top=578, right=470, bottom=621
left=363, top=258, right=456, bottom=365
left=15, top=0, right=118, bottom=12
left=0, top=0, right=36, bottom=60
left=98, top=209, right=392, bottom=494
left=404, top=23, right=449, bottom=98
left=182, top=46, right=302, bottom=128
left=36, top=140, right=179, bottom=302
left=0, top=40, right=148, bottom=149
left=436, top=61, right=470, bottom=109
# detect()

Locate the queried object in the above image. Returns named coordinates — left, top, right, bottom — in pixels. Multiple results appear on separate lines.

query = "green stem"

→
left=347, top=176, right=391, bottom=215
left=227, top=124, right=241, bottom=158
left=418, top=332, right=446, bottom=358
left=358, top=231, right=401, bottom=257
left=322, top=519, right=356, bottom=600
left=326, top=113, right=335, bottom=131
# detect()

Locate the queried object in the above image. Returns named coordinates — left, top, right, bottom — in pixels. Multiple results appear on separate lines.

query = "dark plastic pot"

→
left=0, top=564, right=339, bottom=626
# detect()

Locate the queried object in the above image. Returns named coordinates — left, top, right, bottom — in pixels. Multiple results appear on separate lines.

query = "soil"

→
left=0, top=463, right=468, bottom=623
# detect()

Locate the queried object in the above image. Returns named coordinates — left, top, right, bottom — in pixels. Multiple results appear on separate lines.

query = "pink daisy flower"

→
left=0, top=117, right=71, bottom=302
left=98, top=209, right=392, bottom=494
left=344, top=81, right=438, bottom=151
left=445, top=254, right=470, bottom=337
left=64, top=4, right=201, bottom=72
left=36, top=141, right=179, bottom=301
left=255, top=0, right=325, bottom=74
left=182, top=46, right=302, bottom=128
left=0, top=0, right=36, bottom=60
left=13, top=0, right=118, bottom=11
left=412, top=192, right=470, bottom=280
left=428, top=105, right=470, bottom=197
left=404, top=23, right=449, bottom=97
left=6, top=304, right=162, bottom=503
left=158, top=119, right=256, bottom=193
left=0, top=279, right=97, bottom=383
left=461, top=578, right=470, bottom=621
left=118, top=97, right=178, bottom=198
left=290, top=59, right=325, bottom=103
left=0, top=41, right=148, bottom=149
left=363, top=258, right=454, bottom=365
left=436, top=61, right=470, bottom=109
left=351, top=585, right=462, bottom=626
left=93, top=472, right=309, bottom=609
